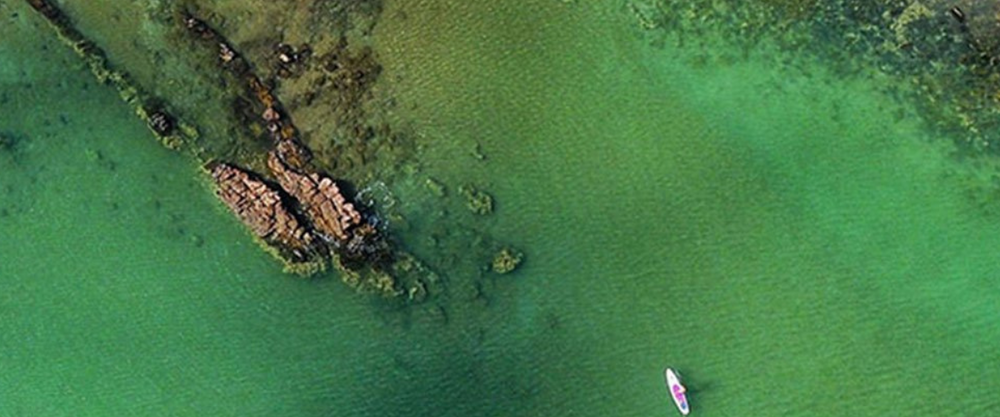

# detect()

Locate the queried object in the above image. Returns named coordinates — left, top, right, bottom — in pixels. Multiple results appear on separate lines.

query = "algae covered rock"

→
left=491, top=247, right=524, bottom=274
left=459, top=184, right=494, bottom=215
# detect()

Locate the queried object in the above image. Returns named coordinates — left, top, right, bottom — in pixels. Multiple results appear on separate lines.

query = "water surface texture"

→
left=3, top=0, right=1000, bottom=416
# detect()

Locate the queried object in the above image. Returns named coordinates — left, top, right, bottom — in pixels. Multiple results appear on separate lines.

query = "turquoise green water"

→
left=4, top=0, right=1000, bottom=416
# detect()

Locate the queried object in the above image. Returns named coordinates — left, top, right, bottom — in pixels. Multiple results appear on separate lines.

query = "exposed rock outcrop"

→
left=210, top=162, right=318, bottom=262
left=267, top=151, right=362, bottom=243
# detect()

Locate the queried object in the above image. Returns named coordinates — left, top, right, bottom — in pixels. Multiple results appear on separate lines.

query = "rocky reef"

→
left=181, top=10, right=401, bottom=292
left=209, top=153, right=394, bottom=283
left=23, top=0, right=434, bottom=298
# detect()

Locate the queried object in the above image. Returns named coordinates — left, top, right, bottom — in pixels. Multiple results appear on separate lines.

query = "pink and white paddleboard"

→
left=664, top=368, right=690, bottom=415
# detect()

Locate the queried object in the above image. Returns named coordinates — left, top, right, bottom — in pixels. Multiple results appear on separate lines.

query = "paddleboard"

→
left=664, top=368, right=690, bottom=415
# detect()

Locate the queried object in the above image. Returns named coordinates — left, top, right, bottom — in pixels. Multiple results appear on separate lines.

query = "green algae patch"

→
left=458, top=184, right=494, bottom=215
left=491, top=247, right=524, bottom=274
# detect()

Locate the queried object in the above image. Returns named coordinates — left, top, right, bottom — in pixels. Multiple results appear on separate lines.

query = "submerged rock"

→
left=0, top=131, right=25, bottom=155
left=147, top=108, right=176, bottom=136
left=459, top=184, right=494, bottom=215
left=491, top=247, right=524, bottom=274
left=424, top=177, right=446, bottom=197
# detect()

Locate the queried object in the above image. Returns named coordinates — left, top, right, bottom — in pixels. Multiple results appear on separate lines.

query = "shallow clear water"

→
left=3, top=0, right=1000, bottom=415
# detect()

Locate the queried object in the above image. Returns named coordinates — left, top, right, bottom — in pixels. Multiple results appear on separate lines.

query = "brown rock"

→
left=210, top=162, right=316, bottom=260
left=267, top=152, right=362, bottom=243
left=274, top=137, right=311, bottom=170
